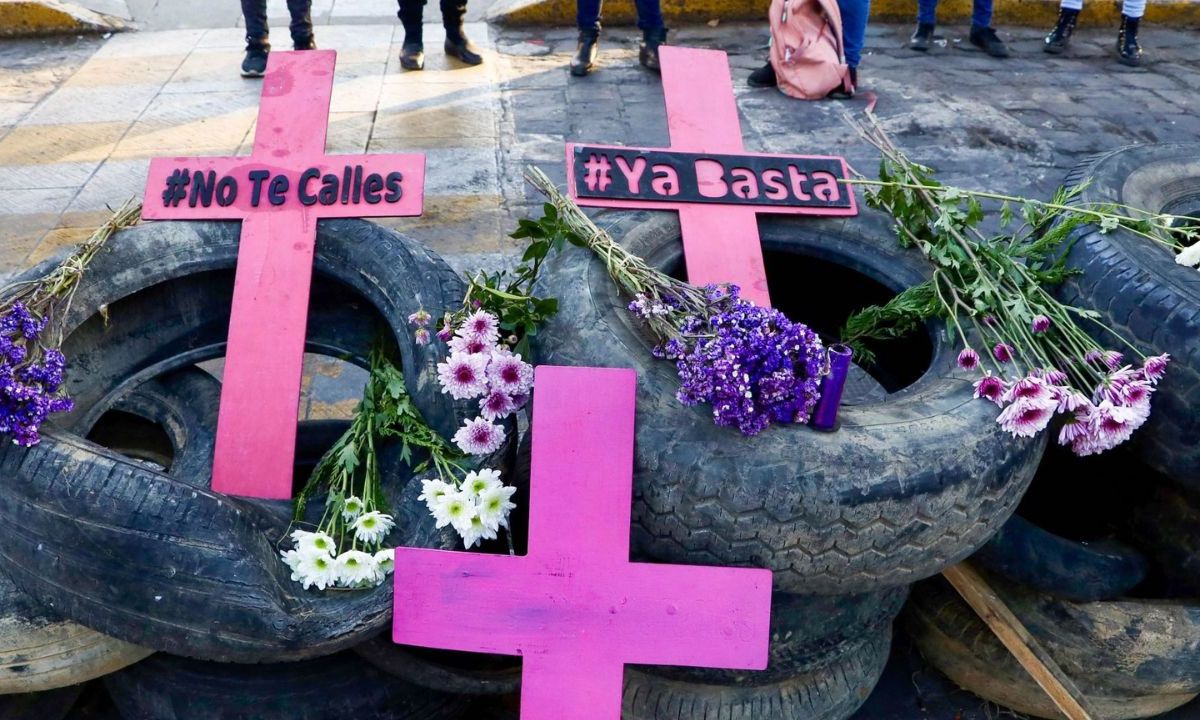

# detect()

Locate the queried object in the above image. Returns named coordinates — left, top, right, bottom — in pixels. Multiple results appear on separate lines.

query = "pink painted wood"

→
left=141, top=50, right=425, bottom=499
left=566, top=46, right=856, bottom=307
left=393, top=365, right=773, bottom=720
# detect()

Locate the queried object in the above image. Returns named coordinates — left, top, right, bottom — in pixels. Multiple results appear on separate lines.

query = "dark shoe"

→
left=909, top=22, right=935, bottom=51
left=400, top=41, right=425, bottom=70
left=240, top=45, right=268, bottom=78
left=825, top=66, right=856, bottom=98
left=570, top=29, right=600, bottom=76
left=747, top=61, right=777, bottom=87
left=444, top=35, right=484, bottom=65
left=1043, top=7, right=1078, bottom=53
left=969, top=25, right=1010, bottom=57
left=1117, top=14, right=1142, bottom=66
left=293, top=35, right=316, bottom=50
left=639, top=26, right=667, bottom=71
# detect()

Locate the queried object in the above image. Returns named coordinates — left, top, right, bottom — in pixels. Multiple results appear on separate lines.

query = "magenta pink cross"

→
left=566, top=46, right=857, bottom=307
left=141, top=50, right=425, bottom=499
left=393, top=365, right=772, bottom=720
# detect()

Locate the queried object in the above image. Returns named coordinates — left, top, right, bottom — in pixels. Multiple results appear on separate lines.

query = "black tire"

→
left=103, top=651, right=468, bottom=720
left=1126, top=482, right=1200, bottom=598
left=904, top=574, right=1200, bottom=719
left=623, top=626, right=892, bottom=720
left=0, top=686, right=83, bottom=720
left=1055, top=144, right=1200, bottom=486
left=0, top=220, right=488, bottom=663
left=532, top=210, right=1044, bottom=594
left=970, top=513, right=1148, bottom=602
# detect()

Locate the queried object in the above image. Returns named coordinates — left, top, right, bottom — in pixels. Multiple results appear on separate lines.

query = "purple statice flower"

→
left=956, top=348, right=980, bottom=371
left=0, top=304, right=73, bottom=447
left=992, top=343, right=1014, bottom=363
left=1031, top=315, right=1052, bottom=333
left=671, top=290, right=825, bottom=437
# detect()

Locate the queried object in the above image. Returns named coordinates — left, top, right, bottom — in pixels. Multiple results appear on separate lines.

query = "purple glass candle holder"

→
left=810, top=344, right=853, bottom=432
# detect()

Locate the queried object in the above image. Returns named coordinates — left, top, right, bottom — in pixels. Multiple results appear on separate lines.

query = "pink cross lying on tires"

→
left=392, top=365, right=773, bottom=720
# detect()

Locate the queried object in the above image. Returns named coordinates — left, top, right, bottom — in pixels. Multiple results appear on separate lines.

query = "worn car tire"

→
left=1055, top=144, right=1200, bottom=486
left=1126, top=481, right=1200, bottom=598
left=103, top=651, right=468, bottom=720
left=533, top=210, right=1044, bottom=594
left=905, top=574, right=1200, bottom=719
left=0, top=219, right=486, bottom=663
left=0, top=686, right=83, bottom=720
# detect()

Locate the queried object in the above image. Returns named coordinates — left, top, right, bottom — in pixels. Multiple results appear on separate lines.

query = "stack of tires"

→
left=0, top=219, right=496, bottom=719
left=531, top=210, right=1047, bottom=719
left=903, top=145, right=1200, bottom=720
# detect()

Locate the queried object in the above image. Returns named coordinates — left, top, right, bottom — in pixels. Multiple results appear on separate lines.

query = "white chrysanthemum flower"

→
left=453, top=417, right=505, bottom=455
left=417, top=478, right=454, bottom=510
left=431, top=490, right=475, bottom=529
left=374, top=548, right=395, bottom=580
left=437, top=351, right=490, bottom=399
left=1177, top=241, right=1200, bottom=268
left=297, top=552, right=339, bottom=590
left=353, top=511, right=396, bottom=546
left=341, top=496, right=365, bottom=522
left=463, top=468, right=504, bottom=497
left=280, top=549, right=304, bottom=573
left=487, top=353, right=534, bottom=395
left=477, top=484, right=518, bottom=532
left=336, top=550, right=379, bottom=587
left=459, top=514, right=497, bottom=549
left=295, top=530, right=337, bottom=558
left=457, top=310, right=501, bottom=345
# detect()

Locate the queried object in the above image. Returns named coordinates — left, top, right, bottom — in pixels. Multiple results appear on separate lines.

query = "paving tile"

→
left=65, top=160, right=150, bottom=213
left=373, top=95, right=498, bottom=140
left=330, top=62, right=387, bottom=113
left=26, top=225, right=96, bottom=266
left=0, top=162, right=102, bottom=190
left=0, top=122, right=130, bottom=165
left=0, top=212, right=59, bottom=272
left=92, top=29, right=207, bottom=59
left=424, top=146, right=500, bottom=195
left=0, top=187, right=78, bottom=216
left=325, top=111, right=375, bottom=153
left=24, top=85, right=163, bottom=126
left=63, top=55, right=185, bottom=89
left=111, top=111, right=257, bottom=159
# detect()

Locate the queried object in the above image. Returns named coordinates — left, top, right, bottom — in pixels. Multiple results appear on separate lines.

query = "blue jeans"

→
left=917, top=0, right=993, bottom=28
left=576, top=0, right=664, bottom=31
left=838, top=0, right=869, bottom=68
left=241, top=0, right=313, bottom=47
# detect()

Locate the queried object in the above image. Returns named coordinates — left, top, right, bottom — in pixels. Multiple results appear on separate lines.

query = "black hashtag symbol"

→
left=162, top=168, right=190, bottom=207
left=583, top=153, right=612, bottom=192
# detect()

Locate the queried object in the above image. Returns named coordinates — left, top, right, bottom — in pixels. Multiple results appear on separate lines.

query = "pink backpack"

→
left=767, top=0, right=853, bottom=100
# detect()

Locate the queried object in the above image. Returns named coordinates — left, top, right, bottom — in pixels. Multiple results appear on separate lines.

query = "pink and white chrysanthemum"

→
left=1057, top=415, right=1091, bottom=447
left=508, top=392, right=529, bottom=411
left=1102, top=350, right=1125, bottom=371
left=437, top=352, right=490, bottom=399
left=1031, top=315, right=1052, bottom=333
left=973, top=374, right=1006, bottom=405
left=996, top=396, right=1057, bottom=438
left=1142, top=354, right=1170, bottom=384
left=488, top=353, right=534, bottom=395
left=957, top=348, right=981, bottom=371
left=1002, top=376, right=1053, bottom=405
left=1052, top=386, right=1089, bottom=413
left=453, top=417, right=506, bottom=455
left=1088, top=400, right=1140, bottom=450
left=1042, top=368, right=1068, bottom=385
left=449, top=334, right=492, bottom=356
left=457, top=310, right=500, bottom=345
left=480, top=389, right=517, bottom=420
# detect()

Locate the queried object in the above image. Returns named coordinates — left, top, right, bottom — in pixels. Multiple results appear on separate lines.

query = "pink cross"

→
left=141, top=51, right=425, bottom=499
left=393, top=365, right=772, bottom=720
left=566, top=46, right=857, bottom=307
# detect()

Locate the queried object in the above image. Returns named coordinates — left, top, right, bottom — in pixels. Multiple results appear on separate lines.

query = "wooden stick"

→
left=941, top=563, right=1098, bottom=720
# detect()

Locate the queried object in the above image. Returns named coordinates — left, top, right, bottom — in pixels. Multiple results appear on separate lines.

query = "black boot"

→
left=571, top=29, right=600, bottom=76
left=747, top=61, right=776, bottom=87
left=1044, top=7, right=1079, bottom=54
left=825, top=66, right=856, bottom=98
left=400, top=34, right=425, bottom=70
left=292, top=34, right=316, bottom=50
left=969, top=25, right=1010, bottom=57
left=240, top=38, right=269, bottom=78
left=1117, top=14, right=1142, bottom=66
left=441, top=0, right=482, bottom=65
left=639, top=26, right=667, bottom=71
left=909, top=22, right=935, bottom=51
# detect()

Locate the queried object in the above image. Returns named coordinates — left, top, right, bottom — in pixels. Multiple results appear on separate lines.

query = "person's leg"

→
left=1117, top=0, right=1145, bottom=65
left=441, top=0, right=483, bottom=64
left=242, top=0, right=269, bottom=48
left=910, top=0, right=936, bottom=50
left=838, top=0, right=869, bottom=71
left=916, top=0, right=937, bottom=25
left=968, top=0, right=1008, bottom=57
left=287, top=0, right=315, bottom=48
left=1044, top=0, right=1081, bottom=53
left=571, top=0, right=602, bottom=76
left=398, top=0, right=426, bottom=69
left=240, top=0, right=269, bottom=77
left=635, top=0, right=666, bottom=69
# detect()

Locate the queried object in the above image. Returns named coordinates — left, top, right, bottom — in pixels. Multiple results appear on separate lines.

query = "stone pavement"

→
left=0, top=20, right=1199, bottom=413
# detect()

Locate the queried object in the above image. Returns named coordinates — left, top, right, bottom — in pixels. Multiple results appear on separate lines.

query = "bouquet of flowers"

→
left=525, top=167, right=829, bottom=437
left=0, top=200, right=141, bottom=447
left=842, top=114, right=1172, bottom=456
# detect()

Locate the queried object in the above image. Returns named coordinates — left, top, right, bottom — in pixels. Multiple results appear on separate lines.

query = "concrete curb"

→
left=0, top=0, right=126, bottom=37
left=489, top=0, right=1200, bottom=28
